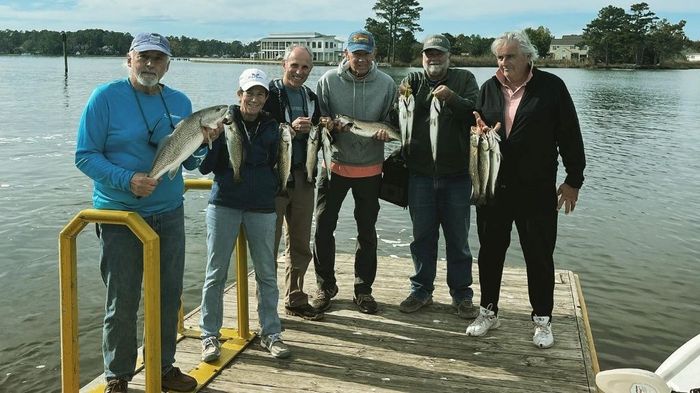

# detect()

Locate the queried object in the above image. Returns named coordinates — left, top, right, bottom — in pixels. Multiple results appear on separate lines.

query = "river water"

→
left=0, top=56, right=698, bottom=392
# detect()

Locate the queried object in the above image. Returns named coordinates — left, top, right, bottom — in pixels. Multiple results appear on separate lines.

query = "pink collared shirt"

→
left=495, top=68, right=533, bottom=138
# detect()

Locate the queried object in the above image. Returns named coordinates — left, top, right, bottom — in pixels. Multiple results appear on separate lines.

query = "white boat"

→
left=596, top=334, right=700, bottom=393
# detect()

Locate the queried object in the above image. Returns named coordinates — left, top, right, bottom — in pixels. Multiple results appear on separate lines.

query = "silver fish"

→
left=225, top=115, right=245, bottom=183
left=486, top=128, right=502, bottom=199
left=305, top=125, right=320, bottom=183
left=477, top=132, right=490, bottom=206
left=429, top=96, right=441, bottom=163
left=148, top=104, right=229, bottom=180
left=335, top=115, right=401, bottom=141
left=469, top=127, right=481, bottom=203
left=399, top=89, right=415, bottom=154
left=278, top=123, right=294, bottom=193
left=320, top=126, right=333, bottom=180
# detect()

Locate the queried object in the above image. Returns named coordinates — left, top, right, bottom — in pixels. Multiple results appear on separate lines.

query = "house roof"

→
left=551, top=34, right=584, bottom=46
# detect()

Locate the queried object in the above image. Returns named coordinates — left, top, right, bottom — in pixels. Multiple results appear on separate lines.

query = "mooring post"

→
left=62, top=31, right=67, bottom=75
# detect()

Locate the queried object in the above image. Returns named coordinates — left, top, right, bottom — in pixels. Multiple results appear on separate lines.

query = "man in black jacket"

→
left=397, top=34, right=480, bottom=320
left=465, top=31, right=586, bottom=349
left=263, top=44, right=323, bottom=320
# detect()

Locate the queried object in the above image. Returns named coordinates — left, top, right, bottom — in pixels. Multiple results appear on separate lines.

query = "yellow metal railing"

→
left=59, top=178, right=253, bottom=393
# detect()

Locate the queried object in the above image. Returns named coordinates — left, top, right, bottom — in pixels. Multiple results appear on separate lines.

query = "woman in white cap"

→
left=198, top=68, right=291, bottom=360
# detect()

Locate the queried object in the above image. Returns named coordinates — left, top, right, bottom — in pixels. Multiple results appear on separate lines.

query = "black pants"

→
left=313, top=171, right=381, bottom=296
left=475, top=186, right=558, bottom=319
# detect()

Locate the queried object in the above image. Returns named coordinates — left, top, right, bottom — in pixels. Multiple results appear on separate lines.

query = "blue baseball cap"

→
left=346, top=30, right=375, bottom=53
left=129, top=33, right=172, bottom=56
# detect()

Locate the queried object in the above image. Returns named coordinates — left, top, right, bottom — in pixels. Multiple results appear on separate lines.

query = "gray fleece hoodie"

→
left=316, top=59, right=397, bottom=167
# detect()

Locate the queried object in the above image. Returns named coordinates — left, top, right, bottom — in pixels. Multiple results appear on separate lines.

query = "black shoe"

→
left=353, top=293, right=378, bottom=314
left=161, top=366, right=197, bottom=392
left=104, top=379, right=128, bottom=393
left=310, top=285, right=338, bottom=312
left=286, top=303, right=324, bottom=320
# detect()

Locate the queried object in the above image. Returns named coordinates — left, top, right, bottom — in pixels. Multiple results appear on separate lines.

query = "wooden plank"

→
left=82, top=254, right=596, bottom=393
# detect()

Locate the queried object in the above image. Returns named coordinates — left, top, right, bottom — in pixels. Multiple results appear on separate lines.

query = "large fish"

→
left=486, top=126, right=502, bottom=199
left=429, top=96, right=441, bottom=163
left=320, top=125, right=333, bottom=180
left=305, top=124, right=320, bottom=183
left=225, top=115, right=245, bottom=182
left=398, top=86, right=415, bottom=154
left=469, top=128, right=481, bottom=203
left=477, top=132, right=490, bottom=205
left=278, top=123, right=294, bottom=193
left=335, top=115, right=401, bottom=141
left=148, top=104, right=229, bottom=180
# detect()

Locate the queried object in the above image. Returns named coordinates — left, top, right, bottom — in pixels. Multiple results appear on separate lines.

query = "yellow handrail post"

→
left=58, top=209, right=162, bottom=393
left=58, top=215, right=88, bottom=393
left=236, top=226, right=250, bottom=340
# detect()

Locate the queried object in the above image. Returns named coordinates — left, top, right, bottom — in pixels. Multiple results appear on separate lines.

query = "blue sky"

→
left=1, top=0, right=699, bottom=43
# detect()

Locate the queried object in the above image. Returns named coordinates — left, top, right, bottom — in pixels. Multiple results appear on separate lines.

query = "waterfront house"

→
left=549, top=34, right=589, bottom=61
left=259, top=32, right=343, bottom=63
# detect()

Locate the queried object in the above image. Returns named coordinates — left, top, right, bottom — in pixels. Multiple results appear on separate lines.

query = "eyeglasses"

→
left=129, top=80, right=175, bottom=148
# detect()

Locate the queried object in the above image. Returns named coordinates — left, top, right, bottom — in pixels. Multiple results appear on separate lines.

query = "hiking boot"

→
left=104, top=379, right=128, bottom=393
left=453, top=299, right=479, bottom=319
left=310, top=285, right=338, bottom=312
left=533, top=316, right=554, bottom=349
left=161, top=366, right=197, bottom=392
left=260, top=333, right=291, bottom=359
left=399, top=293, right=433, bottom=313
left=201, top=336, right=221, bottom=363
left=465, top=306, right=500, bottom=336
left=285, top=303, right=324, bottom=321
left=353, top=293, right=378, bottom=314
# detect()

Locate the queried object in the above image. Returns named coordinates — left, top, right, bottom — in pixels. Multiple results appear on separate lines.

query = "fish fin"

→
left=167, top=166, right=179, bottom=180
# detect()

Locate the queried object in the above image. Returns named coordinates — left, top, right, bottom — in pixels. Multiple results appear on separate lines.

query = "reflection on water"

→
left=0, top=57, right=698, bottom=392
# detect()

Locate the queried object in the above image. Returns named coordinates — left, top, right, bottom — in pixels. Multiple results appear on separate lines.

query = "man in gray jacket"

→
left=312, top=30, right=397, bottom=314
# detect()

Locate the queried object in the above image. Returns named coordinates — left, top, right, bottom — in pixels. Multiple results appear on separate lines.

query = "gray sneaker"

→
left=201, top=336, right=221, bottom=362
left=260, top=333, right=291, bottom=359
left=399, top=293, right=433, bottom=313
left=453, top=299, right=480, bottom=319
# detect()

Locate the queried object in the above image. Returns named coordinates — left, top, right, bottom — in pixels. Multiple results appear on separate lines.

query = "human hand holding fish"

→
left=557, top=183, right=579, bottom=214
left=472, top=111, right=501, bottom=135
left=432, top=85, right=454, bottom=102
left=291, top=116, right=312, bottom=134
left=130, top=172, right=158, bottom=197
left=200, top=122, right=224, bottom=148
left=372, top=129, right=392, bottom=141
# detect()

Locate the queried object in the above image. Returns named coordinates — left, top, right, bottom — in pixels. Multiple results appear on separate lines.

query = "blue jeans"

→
left=407, top=174, right=474, bottom=302
left=98, top=205, right=184, bottom=380
left=199, top=204, right=281, bottom=337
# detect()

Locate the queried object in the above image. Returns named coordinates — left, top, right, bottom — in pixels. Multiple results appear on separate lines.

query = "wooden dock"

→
left=85, top=254, right=598, bottom=392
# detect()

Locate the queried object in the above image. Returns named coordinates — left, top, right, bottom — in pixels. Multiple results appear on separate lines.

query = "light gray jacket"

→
left=316, top=60, right=397, bottom=167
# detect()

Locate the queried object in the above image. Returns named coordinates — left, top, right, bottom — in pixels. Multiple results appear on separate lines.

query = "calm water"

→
left=0, top=56, right=698, bottom=392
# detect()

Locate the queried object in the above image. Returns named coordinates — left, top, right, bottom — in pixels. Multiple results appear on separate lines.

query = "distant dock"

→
left=185, top=57, right=338, bottom=66
left=82, top=254, right=598, bottom=392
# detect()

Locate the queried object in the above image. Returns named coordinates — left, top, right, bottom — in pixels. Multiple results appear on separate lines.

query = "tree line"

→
left=0, top=29, right=259, bottom=58
left=364, top=0, right=699, bottom=66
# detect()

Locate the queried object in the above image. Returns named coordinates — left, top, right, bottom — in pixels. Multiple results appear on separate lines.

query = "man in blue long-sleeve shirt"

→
left=75, top=32, right=221, bottom=393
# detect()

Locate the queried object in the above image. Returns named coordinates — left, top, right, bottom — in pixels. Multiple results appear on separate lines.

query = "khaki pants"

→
left=274, top=169, right=316, bottom=307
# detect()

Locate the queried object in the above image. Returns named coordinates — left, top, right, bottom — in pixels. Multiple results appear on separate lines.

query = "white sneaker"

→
left=533, top=316, right=554, bottom=348
left=466, top=306, right=500, bottom=336
left=201, top=336, right=221, bottom=362
left=260, top=333, right=291, bottom=359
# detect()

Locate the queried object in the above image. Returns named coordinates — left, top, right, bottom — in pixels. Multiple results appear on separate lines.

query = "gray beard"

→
left=136, top=73, right=159, bottom=87
left=426, top=64, right=448, bottom=78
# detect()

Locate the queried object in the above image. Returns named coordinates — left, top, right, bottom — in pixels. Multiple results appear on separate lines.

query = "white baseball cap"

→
left=239, top=68, right=270, bottom=91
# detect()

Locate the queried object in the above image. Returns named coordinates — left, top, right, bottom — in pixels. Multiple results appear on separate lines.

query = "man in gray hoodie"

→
left=312, top=30, right=397, bottom=314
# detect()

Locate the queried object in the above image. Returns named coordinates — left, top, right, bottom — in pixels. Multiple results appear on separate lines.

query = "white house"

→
left=259, top=32, right=343, bottom=63
left=548, top=35, right=589, bottom=61
left=686, top=53, right=700, bottom=62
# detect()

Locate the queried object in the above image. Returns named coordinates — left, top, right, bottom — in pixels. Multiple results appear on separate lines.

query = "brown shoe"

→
left=104, top=379, right=128, bottom=393
left=161, top=366, right=197, bottom=392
